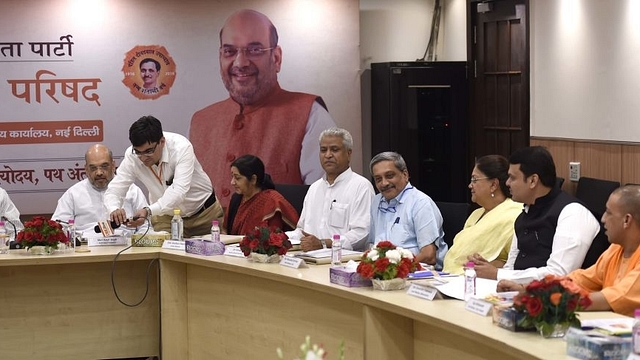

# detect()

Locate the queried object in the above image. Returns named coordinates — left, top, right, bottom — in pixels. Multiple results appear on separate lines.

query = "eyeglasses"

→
left=132, top=143, right=158, bottom=157
left=87, top=164, right=111, bottom=172
left=469, top=176, right=490, bottom=184
left=377, top=186, right=414, bottom=213
left=220, top=46, right=275, bottom=59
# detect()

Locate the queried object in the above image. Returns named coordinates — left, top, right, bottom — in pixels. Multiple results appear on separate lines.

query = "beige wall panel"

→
left=185, top=264, right=364, bottom=360
left=364, top=306, right=413, bottom=360
left=621, top=145, right=640, bottom=185
left=0, top=261, right=159, bottom=359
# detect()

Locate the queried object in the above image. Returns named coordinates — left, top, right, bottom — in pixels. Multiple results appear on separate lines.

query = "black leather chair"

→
left=435, top=201, right=470, bottom=248
left=274, top=183, right=310, bottom=216
left=575, top=177, right=620, bottom=268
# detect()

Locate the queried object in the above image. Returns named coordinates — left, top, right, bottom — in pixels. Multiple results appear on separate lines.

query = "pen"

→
left=391, top=216, right=400, bottom=229
left=330, top=199, right=336, bottom=209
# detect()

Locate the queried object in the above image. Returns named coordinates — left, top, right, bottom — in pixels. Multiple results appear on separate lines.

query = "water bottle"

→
left=633, top=309, right=640, bottom=354
left=171, top=209, right=183, bottom=241
left=0, top=221, right=8, bottom=254
left=68, top=219, right=76, bottom=252
left=331, top=234, right=342, bottom=267
left=464, top=261, right=477, bottom=301
left=210, top=220, right=220, bottom=242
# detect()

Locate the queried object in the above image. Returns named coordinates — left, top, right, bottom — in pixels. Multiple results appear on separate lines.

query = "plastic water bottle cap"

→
left=333, top=234, right=340, bottom=240
left=635, top=308, right=640, bottom=318
left=173, top=209, right=180, bottom=215
left=212, top=220, right=219, bottom=226
left=466, top=261, right=475, bottom=268
left=69, top=219, right=75, bottom=225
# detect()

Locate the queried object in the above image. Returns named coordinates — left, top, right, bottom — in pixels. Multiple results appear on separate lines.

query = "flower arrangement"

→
left=356, top=241, right=422, bottom=280
left=277, top=336, right=344, bottom=360
left=16, top=216, right=69, bottom=250
left=239, top=221, right=292, bottom=257
left=513, top=275, right=592, bottom=337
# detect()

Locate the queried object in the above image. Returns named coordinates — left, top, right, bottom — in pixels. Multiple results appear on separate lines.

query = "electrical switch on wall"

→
left=569, top=162, right=581, bottom=182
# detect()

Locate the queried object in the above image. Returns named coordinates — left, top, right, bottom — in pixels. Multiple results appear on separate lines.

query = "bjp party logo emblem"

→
left=122, top=45, right=176, bottom=100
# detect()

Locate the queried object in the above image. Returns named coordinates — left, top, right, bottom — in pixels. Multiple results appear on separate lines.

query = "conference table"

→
left=0, top=246, right=623, bottom=359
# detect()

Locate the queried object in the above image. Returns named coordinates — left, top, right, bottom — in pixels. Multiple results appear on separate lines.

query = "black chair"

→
left=435, top=201, right=470, bottom=248
left=556, top=177, right=565, bottom=189
left=575, top=177, right=620, bottom=268
left=274, top=183, right=310, bottom=216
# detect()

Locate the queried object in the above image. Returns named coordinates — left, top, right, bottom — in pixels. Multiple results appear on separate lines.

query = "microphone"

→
left=1, top=216, right=21, bottom=249
left=94, top=216, right=142, bottom=233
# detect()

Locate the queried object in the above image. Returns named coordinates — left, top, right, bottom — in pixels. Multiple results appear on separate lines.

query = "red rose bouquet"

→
left=513, top=275, right=591, bottom=336
left=16, top=216, right=69, bottom=250
left=356, top=241, right=422, bottom=280
left=239, top=221, right=292, bottom=257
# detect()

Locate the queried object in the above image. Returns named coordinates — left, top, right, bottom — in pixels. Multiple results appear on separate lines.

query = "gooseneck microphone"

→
left=1, top=216, right=21, bottom=249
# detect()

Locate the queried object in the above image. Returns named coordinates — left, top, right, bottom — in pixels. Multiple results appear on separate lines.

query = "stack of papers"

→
left=581, top=318, right=634, bottom=337
left=294, top=249, right=363, bottom=264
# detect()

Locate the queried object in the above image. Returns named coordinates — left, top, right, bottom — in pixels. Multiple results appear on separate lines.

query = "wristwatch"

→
left=143, top=206, right=152, bottom=218
left=319, top=238, right=327, bottom=249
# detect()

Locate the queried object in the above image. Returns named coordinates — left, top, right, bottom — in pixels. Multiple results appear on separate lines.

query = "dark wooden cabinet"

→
left=371, top=62, right=469, bottom=202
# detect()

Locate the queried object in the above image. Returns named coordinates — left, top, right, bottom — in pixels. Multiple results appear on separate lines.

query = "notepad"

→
left=294, top=249, right=363, bottom=264
left=407, top=270, right=450, bottom=280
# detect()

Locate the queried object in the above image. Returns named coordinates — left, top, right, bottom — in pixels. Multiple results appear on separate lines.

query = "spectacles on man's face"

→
left=132, top=142, right=158, bottom=157
left=469, top=176, right=490, bottom=184
left=219, top=46, right=275, bottom=59
left=87, top=164, right=111, bottom=173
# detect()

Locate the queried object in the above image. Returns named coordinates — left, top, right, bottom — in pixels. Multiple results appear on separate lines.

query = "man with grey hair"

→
left=286, top=128, right=374, bottom=251
left=190, top=9, right=336, bottom=207
left=368, top=151, right=448, bottom=269
left=53, top=144, right=151, bottom=234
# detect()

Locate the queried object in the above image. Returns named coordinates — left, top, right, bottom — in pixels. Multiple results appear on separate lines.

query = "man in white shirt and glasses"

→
left=105, top=115, right=223, bottom=237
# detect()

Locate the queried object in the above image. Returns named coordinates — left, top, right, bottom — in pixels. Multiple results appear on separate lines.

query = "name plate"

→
left=465, top=298, right=493, bottom=316
left=162, top=240, right=185, bottom=251
left=224, top=246, right=246, bottom=258
left=280, top=255, right=307, bottom=269
left=87, top=236, right=127, bottom=247
left=407, top=283, right=438, bottom=301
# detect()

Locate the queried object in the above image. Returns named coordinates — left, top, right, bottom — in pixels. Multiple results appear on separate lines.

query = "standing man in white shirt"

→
left=52, top=144, right=150, bottom=234
left=469, top=146, right=600, bottom=281
left=286, top=128, right=374, bottom=252
left=105, top=116, right=223, bottom=237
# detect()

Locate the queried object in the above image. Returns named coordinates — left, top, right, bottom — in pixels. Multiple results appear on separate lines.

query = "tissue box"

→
left=565, top=327, right=632, bottom=360
left=491, top=305, right=535, bottom=332
left=185, top=239, right=225, bottom=256
left=329, top=267, right=372, bottom=287
left=131, top=233, right=170, bottom=247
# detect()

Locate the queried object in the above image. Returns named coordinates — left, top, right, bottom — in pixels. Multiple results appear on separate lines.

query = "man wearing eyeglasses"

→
left=368, top=151, right=448, bottom=270
left=189, top=9, right=336, bottom=208
left=52, top=144, right=150, bottom=234
left=105, top=116, right=223, bottom=237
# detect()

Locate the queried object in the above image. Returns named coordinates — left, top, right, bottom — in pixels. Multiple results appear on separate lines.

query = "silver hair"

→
left=319, top=127, right=353, bottom=150
left=370, top=151, right=407, bottom=173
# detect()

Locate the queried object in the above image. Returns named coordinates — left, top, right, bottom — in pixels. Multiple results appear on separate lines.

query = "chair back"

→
left=574, top=177, right=620, bottom=268
left=435, top=201, right=470, bottom=248
left=274, top=183, right=310, bottom=216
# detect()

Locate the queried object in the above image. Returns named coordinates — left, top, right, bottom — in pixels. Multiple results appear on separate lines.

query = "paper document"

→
left=296, top=248, right=362, bottom=259
left=581, top=318, right=634, bottom=336
left=433, top=277, right=498, bottom=301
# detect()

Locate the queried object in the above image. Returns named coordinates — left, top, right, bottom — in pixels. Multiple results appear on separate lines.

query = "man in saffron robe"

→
left=190, top=9, right=336, bottom=207
left=499, top=185, right=640, bottom=316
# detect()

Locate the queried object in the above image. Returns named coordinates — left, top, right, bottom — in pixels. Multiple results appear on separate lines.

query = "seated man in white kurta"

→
left=52, top=144, right=151, bottom=235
